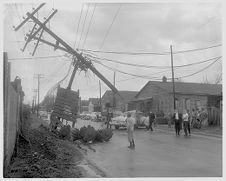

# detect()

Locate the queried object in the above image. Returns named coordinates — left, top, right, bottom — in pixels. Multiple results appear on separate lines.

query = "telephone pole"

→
left=170, top=45, right=176, bottom=110
left=34, top=74, right=44, bottom=117
left=32, top=89, right=38, bottom=112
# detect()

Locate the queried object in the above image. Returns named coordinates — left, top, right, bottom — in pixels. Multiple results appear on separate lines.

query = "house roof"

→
left=103, top=90, right=139, bottom=102
left=136, top=81, right=222, bottom=98
left=89, top=98, right=100, bottom=105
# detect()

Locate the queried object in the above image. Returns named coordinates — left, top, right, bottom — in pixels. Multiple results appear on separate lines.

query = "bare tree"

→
left=202, top=74, right=222, bottom=84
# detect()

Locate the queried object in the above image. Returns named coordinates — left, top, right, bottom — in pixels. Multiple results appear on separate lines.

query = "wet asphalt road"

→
left=86, top=128, right=222, bottom=177
left=45, top=117, right=222, bottom=177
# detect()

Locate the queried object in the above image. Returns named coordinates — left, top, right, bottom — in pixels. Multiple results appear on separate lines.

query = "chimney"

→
left=162, top=76, right=167, bottom=83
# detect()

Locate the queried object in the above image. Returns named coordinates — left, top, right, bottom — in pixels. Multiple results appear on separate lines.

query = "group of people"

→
left=173, top=109, right=191, bottom=136
left=125, top=109, right=195, bottom=149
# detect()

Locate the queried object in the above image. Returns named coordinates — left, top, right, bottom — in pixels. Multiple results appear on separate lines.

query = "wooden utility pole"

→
left=34, top=74, right=44, bottom=117
left=99, top=80, right=102, bottom=112
left=32, top=89, right=38, bottom=111
left=14, top=3, right=124, bottom=102
left=170, top=45, right=176, bottom=110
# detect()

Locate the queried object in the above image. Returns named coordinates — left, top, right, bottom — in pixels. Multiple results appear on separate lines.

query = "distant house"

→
left=88, top=98, right=101, bottom=112
left=131, top=77, right=222, bottom=125
left=101, top=90, right=138, bottom=112
left=80, top=100, right=89, bottom=113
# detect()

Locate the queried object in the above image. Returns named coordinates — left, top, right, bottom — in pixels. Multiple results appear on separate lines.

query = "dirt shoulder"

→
left=5, top=114, right=106, bottom=178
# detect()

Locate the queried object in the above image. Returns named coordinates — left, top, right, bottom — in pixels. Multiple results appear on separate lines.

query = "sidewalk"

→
left=155, top=124, right=222, bottom=138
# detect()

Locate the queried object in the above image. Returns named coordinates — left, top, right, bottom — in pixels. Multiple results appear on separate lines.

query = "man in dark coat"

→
left=148, top=111, right=155, bottom=131
left=173, top=109, right=180, bottom=136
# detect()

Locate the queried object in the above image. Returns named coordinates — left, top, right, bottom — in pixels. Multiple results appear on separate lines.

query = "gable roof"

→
left=136, top=81, right=222, bottom=98
left=102, top=90, right=139, bottom=102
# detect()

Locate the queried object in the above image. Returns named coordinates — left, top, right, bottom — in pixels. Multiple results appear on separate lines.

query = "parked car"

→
left=39, top=110, right=48, bottom=120
left=110, top=110, right=149, bottom=129
left=110, top=115, right=127, bottom=129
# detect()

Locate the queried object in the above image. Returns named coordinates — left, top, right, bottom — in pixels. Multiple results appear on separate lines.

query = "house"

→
left=80, top=100, right=89, bottom=113
left=131, top=77, right=222, bottom=125
left=88, top=98, right=101, bottom=112
left=101, top=90, right=138, bottom=112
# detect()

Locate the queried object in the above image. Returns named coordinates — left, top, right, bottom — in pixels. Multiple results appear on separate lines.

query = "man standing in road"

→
left=183, top=109, right=189, bottom=136
left=173, top=109, right=180, bottom=136
left=148, top=111, right=155, bottom=131
left=187, top=109, right=191, bottom=136
left=126, top=112, right=135, bottom=149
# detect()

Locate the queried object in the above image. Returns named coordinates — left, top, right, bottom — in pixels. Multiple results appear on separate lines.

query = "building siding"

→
left=136, top=83, right=209, bottom=115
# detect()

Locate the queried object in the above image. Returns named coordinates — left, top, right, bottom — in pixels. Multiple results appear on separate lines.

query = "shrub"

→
left=83, top=125, right=97, bottom=142
left=95, top=128, right=113, bottom=142
left=79, top=126, right=87, bottom=138
left=71, top=128, right=81, bottom=141
left=59, top=125, right=71, bottom=140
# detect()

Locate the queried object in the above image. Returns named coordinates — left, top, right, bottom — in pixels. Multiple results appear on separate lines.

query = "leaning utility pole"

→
left=34, top=74, right=44, bottom=117
left=113, top=71, right=116, bottom=109
left=170, top=45, right=176, bottom=110
left=13, top=3, right=124, bottom=101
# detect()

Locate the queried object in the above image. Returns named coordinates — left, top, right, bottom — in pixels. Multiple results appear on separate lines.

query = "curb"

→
left=155, top=127, right=222, bottom=139
left=73, top=143, right=108, bottom=177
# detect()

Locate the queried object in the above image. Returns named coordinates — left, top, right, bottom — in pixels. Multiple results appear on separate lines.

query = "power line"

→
left=81, top=4, right=97, bottom=51
left=77, top=4, right=90, bottom=49
left=46, top=62, right=73, bottom=96
left=84, top=53, right=222, bottom=69
left=177, top=57, right=222, bottom=79
left=73, top=3, right=84, bottom=48
left=89, top=58, right=161, bottom=80
left=173, top=44, right=222, bottom=54
left=80, top=44, right=222, bottom=56
left=99, top=4, right=122, bottom=50
left=88, top=55, right=222, bottom=82
left=8, top=54, right=67, bottom=60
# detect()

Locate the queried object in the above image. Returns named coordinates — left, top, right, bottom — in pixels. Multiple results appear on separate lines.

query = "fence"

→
left=207, top=106, right=222, bottom=126
left=4, top=52, right=25, bottom=176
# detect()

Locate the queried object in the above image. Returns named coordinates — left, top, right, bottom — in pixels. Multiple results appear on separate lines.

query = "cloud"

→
left=3, top=2, right=222, bottom=102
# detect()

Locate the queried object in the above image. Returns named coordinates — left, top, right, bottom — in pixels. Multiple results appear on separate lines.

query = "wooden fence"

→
left=4, top=52, right=25, bottom=176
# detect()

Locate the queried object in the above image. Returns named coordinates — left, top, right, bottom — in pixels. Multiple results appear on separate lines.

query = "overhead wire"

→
left=77, top=4, right=90, bottom=49
left=87, top=55, right=222, bottom=81
left=81, top=4, right=97, bottom=51
left=46, top=61, right=73, bottom=96
left=84, top=53, right=222, bottom=69
left=99, top=4, right=122, bottom=50
left=6, top=6, right=21, bottom=51
left=73, top=3, right=85, bottom=49
left=80, top=44, right=222, bottom=56
left=88, top=57, right=162, bottom=80
left=8, top=54, right=67, bottom=60
left=176, top=57, right=222, bottom=79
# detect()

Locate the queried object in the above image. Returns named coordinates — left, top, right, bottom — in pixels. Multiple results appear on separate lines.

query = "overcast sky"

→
left=3, top=0, right=222, bottom=104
